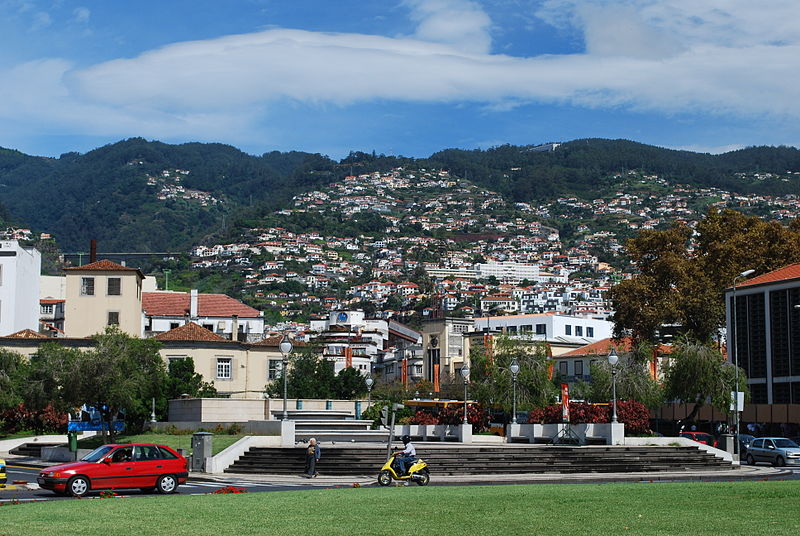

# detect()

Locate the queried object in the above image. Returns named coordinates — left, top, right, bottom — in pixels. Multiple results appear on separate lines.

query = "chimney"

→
left=89, top=240, right=97, bottom=263
left=190, top=289, right=198, bottom=319
left=232, top=314, right=239, bottom=342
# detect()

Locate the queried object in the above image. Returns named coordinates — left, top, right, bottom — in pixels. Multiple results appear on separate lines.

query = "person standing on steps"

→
left=305, top=438, right=321, bottom=478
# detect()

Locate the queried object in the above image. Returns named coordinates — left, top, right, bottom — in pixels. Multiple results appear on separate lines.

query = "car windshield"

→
left=80, top=445, right=114, bottom=462
left=774, top=439, right=799, bottom=449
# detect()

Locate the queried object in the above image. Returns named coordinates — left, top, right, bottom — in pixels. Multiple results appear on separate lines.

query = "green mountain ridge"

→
left=1, top=138, right=799, bottom=252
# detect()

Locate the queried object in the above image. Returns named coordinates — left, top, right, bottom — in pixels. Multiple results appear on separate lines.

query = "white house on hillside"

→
left=0, top=240, right=41, bottom=336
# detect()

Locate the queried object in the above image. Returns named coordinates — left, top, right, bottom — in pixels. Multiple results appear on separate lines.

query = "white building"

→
left=475, top=262, right=541, bottom=283
left=473, top=313, right=613, bottom=354
left=0, top=240, right=41, bottom=336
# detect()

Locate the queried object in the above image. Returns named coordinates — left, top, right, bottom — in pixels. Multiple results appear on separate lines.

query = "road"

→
left=1, top=465, right=341, bottom=502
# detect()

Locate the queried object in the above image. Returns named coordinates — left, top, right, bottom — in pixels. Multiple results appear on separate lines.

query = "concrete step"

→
left=269, top=410, right=356, bottom=421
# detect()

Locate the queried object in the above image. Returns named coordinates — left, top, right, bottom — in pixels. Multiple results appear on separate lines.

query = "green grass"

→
left=6, top=481, right=800, bottom=535
left=76, top=433, right=245, bottom=456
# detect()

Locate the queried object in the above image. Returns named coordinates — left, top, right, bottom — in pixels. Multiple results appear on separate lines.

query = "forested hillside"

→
left=1, top=138, right=798, bottom=253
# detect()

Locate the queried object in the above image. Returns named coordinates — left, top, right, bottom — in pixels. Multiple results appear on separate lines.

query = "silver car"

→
left=745, top=437, right=800, bottom=467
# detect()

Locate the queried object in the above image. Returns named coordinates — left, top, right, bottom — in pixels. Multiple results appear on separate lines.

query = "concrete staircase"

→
left=9, top=442, right=64, bottom=458
left=272, top=410, right=390, bottom=444
left=225, top=444, right=733, bottom=476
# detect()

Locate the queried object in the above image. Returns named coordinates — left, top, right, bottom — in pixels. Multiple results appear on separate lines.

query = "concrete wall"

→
left=506, top=422, right=625, bottom=445
left=168, top=397, right=363, bottom=422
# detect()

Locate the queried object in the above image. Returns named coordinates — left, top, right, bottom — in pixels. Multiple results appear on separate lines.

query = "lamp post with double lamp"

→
left=510, top=359, right=520, bottom=424
left=365, top=374, right=374, bottom=409
left=607, top=347, right=619, bottom=424
left=731, top=268, right=754, bottom=457
left=279, top=335, right=293, bottom=421
left=460, top=364, right=470, bottom=425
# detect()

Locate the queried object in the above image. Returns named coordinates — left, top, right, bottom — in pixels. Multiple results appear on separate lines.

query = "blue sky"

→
left=1, top=0, right=798, bottom=159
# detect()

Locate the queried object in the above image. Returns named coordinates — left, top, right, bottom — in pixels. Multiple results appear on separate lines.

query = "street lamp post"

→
left=365, top=374, right=374, bottom=410
left=460, top=364, right=470, bottom=425
left=608, top=347, right=619, bottom=424
left=510, top=359, right=520, bottom=424
left=732, top=268, right=754, bottom=457
left=279, top=335, right=293, bottom=421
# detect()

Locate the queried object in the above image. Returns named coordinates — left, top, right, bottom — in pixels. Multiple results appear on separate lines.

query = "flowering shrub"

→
left=211, top=485, right=247, bottom=494
left=408, top=410, right=438, bottom=425
left=610, top=400, right=651, bottom=434
left=437, top=404, right=489, bottom=433
left=99, top=490, right=118, bottom=499
left=528, top=400, right=651, bottom=434
left=0, top=403, right=67, bottom=434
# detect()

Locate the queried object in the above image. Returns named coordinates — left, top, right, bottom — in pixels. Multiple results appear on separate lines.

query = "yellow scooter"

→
left=378, top=451, right=430, bottom=486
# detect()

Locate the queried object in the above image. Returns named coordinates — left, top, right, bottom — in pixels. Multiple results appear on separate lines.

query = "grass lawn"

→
left=7, top=480, right=800, bottom=536
left=76, top=433, right=245, bottom=456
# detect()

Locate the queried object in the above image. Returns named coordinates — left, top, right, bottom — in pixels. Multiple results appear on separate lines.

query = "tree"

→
left=166, top=357, right=217, bottom=399
left=267, top=347, right=337, bottom=399
left=664, top=340, right=748, bottom=423
left=0, top=349, right=28, bottom=412
left=23, top=343, right=84, bottom=415
left=572, top=344, right=663, bottom=409
left=70, top=328, right=168, bottom=438
left=468, top=336, right=557, bottom=411
left=611, top=209, right=800, bottom=343
left=334, top=367, right=367, bottom=399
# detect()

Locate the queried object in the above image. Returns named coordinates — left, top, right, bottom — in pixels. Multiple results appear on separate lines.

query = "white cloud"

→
left=0, top=0, right=798, bottom=147
left=73, top=7, right=90, bottom=24
left=403, top=0, right=492, bottom=54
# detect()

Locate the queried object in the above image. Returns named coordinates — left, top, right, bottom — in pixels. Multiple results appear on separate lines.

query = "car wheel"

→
left=746, top=454, right=755, bottom=466
left=378, top=470, right=392, bottom=486
left=67, top=476, right=90, bottom=497
left=775, top=456, right=786, bottom=467
left=415, top=469, right=430, bottom=486
left=156, top=474, right=178, bottom=494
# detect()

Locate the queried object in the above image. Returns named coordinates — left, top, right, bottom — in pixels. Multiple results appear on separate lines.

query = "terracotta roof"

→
left=734, top=263, right=800, bottom=289
left=40, top=299, right=65, bottom=304
left=142, top=292, right=261, bottom=318
left=155, top=322, right=228, bottom=342
left=5, top=329, right=47, bottom=339
left=64, top=259, right=142, bottom=273
left=560, top=337, right=672, bottom=357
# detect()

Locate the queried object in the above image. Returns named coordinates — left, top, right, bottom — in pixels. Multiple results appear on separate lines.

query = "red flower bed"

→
left=211, top=485, right=247, bottom=494
left=408, top=410, right=438, bottom=425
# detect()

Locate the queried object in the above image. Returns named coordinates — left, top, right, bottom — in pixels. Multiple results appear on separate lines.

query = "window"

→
left=41, top=304, right=54, bottom=314
left=558, top=361, right=568, bottom=377
left=203, top=324, right=214, bottom=332
left=268, top=359, right=281, bottom=380
left=107, top=311, right=120, bottom=326
left=107, top=277, right=121, bottom=296
left=216, top=357, right=232, bottom=379
left=587, top=327, right=594, bottom=338
left=574, top=360, right=584, bottom=376
left=170, top=322, right=180, bottom=330
left=413, top=365, right=423, bottom=374
left=575, top=326, right=583, bottom=336
left=565, top=325, right=572, bottom=335
left=81, top=277, right=95, bottom=296
left=535, top=323, right=546, bottom=335
left=385, top=364, right=395, bottom=374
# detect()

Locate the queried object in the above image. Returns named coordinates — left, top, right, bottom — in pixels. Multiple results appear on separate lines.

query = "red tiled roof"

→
left=154, top=322, right=228, bottom=342
left=64, top=259, right=141, bottom=273
left=142, top=292, right=261, bottom=318
left=734, top=263, right=800, bottom=289
left=5, top=329, right=47, bottom=339
left=40, top=299, right=65, bottom=304
left=560, top=337, right=672, bottom=357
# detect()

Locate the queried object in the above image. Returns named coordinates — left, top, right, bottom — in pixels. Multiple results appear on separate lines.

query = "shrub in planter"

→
left=408, top=410, right=438, bottom=425
left=608, top=400, right=650, bottom=434
left=437, top=404, right=489, bottom=433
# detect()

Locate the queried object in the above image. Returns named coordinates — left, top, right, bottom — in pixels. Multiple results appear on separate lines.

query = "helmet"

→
left=401, top=435, right=411, bottom=444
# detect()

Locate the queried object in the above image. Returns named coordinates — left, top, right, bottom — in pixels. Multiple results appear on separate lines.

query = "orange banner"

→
left=650, top=348, right=658, bottom=380
left=484, top=334, right=494, bottom=364
left=401, top=359, right=408, bottom=387
left=561, top=383, right=570, bottom=423
left=345, top=347, right=353, bottom=368
left=433, top=363, right=440, bottom=393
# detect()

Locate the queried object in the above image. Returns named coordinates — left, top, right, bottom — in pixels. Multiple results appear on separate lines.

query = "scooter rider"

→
left=395, top=435, right=416, bottom=475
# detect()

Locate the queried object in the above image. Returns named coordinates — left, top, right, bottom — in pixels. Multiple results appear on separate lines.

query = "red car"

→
left=37, top=443, right=188, bottom=497
left=680, top=431, right=719, bottom=448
